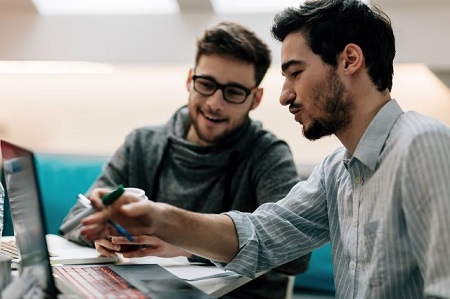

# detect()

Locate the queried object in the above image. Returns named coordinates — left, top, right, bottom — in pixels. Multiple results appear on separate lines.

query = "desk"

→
left=2, top=234, right=254, bottom=298
left=121, top=255, right=254, bottom=298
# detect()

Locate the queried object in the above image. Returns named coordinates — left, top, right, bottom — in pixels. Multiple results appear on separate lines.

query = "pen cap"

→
left=101, top=185, right=125, bottom=206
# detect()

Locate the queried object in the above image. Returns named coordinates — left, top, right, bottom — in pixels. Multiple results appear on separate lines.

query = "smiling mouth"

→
left=200, top=110, right=226, bottom=123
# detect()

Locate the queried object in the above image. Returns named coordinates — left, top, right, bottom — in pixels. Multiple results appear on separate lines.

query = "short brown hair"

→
left=195, top=21, right=271, bottom=86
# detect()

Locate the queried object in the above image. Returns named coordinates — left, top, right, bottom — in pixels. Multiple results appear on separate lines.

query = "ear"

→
left=186, top=68, right=194, bottom=91
left=250, top=88, right=263, bottom=110
left=340, top=43, right=364, bottom=75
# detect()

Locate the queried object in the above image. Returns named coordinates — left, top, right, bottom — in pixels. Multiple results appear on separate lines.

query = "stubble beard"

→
left=187, top=96, right=255, bottom=146
left=303, top=69, right=353, bottom=141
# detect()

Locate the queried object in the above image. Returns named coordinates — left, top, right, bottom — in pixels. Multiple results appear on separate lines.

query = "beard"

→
left=303, top=68, right=353, bottom=141
left=187, top=95, right=255, bottom=145
left=190, top=117, right=227, bottom=145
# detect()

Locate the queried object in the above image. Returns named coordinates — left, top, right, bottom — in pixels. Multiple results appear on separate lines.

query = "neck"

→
left=337, top=89, right=391, bottom=154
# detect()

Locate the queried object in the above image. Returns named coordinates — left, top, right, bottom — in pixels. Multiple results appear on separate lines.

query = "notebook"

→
left=1, top=140, right=211, bottom=299
left=1, top=234, right=118, bottom=266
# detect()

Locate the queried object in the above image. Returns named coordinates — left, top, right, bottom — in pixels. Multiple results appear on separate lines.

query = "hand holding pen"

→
left=81, top=192, right=135, bottom=242
left=59, top=185, right=134, bottom=241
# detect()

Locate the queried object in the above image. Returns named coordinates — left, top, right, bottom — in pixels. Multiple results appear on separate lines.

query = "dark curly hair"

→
left=272, top=0, right=395, bottom=92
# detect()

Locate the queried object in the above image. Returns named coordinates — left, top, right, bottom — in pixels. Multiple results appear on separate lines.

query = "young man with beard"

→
left=61, top=21, right=310, bottom=299
left=81, top=0, right=450, bottom=297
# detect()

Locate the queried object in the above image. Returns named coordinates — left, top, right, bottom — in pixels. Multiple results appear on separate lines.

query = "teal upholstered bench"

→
left=294, top=242, right=335, bottom=296
left=3, top=153, right=108, bottom=236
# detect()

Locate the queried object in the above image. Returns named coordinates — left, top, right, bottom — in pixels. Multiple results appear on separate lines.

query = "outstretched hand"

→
left=80, top=188, right=239, bottom=263
left=95, top=235, right=192, bottom=259
left=80, top=190, right=159, bottom=241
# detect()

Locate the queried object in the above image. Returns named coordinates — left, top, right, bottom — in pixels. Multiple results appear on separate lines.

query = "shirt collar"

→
left=350, top=99, right=404, bottom=171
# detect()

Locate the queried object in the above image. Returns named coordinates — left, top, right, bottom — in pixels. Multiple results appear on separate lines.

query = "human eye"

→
left=226, top=86, right=246, bottom=96
left=224, top=86, right=247, bottom=103
left=197, top=78, right=216, bottom=91
left=291, top=70, right=303, bottom=78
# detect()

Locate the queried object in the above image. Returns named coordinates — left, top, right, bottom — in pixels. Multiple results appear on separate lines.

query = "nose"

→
left=205, top=88, right=226, bottom=110
left=279, top=79, right=295, bottom=106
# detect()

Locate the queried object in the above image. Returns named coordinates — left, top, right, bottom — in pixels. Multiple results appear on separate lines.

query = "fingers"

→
left=95, top=236, right=148, bottom=257
left=119, top=246, right=152, bottom=258
left=109, top=235, right=157, bottom=258
left=89, top=188, right=141, bottom=210
left=80, top=194, right=156, bottom=241
left=90, top=188, right=113, bottom=200
left=119, top=200, right=152, bottom=217
left=81, top=223, right=105, bottom=241
left=110, top=235, right=151, bottom=245
left=81, top=211, right=108, bottom=226
left=94, top=239, right=119, bottom=258
left=89, top=188, right=113, bottom=210
left=120, top=241, right=187, bottom=258
left=111, top=235, right=151, bottom=254
left=81, top=220, right=115, bottom=241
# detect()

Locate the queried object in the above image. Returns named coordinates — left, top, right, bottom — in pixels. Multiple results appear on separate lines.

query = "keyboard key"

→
left=54, top=266, right=147, bottom=299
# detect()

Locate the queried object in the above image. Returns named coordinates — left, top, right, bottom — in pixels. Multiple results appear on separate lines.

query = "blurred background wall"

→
left=1, top=0, right=449, bottom=166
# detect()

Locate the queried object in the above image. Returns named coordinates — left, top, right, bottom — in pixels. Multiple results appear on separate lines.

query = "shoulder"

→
left=118, top=125, right=170, bottom=158
left=124, top=124, right=168, bottom=143
left=395, top=111, right=449, bottom=137
left=392, top=112, right=450, bottom=150
left=383, top=112, right=450, bottom=179
left=248, top=119, right=290, bottom=150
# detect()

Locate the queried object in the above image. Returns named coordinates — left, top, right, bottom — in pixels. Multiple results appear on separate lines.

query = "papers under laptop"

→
left=1, top=140, right=212, bottom=299
left=1, top=234, right=118, bottom=266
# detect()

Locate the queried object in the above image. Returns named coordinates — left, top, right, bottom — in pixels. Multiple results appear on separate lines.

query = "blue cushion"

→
left=295, top=242, right=335, bottom=294
left=36, top=153, right=108, bottom=235
left=2, top=153, right=108, bottom=236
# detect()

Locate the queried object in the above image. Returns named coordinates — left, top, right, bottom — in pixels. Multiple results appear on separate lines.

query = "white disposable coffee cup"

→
left=124, top=187, right=147, bottom=200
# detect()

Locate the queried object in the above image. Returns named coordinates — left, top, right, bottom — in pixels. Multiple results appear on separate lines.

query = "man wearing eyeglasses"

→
left=62, top=21, right=310, bottom=299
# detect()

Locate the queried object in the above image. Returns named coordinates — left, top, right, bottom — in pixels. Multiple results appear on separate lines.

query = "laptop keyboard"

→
left=1, top=239, right=58, bottom=260
left=0, top=239, right=20, bottom=259
left=54, top=266, right=147, bottom=299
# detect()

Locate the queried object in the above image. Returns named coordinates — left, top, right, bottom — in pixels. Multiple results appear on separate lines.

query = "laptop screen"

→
left=1, top=140, right=58, bottom=297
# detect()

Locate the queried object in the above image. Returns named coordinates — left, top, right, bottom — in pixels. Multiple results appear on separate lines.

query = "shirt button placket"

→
left=349, top=261, right=356, bottom=271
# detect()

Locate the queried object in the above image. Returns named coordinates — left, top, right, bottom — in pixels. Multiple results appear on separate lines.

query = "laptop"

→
left=1, top=140, right=212, bottom=299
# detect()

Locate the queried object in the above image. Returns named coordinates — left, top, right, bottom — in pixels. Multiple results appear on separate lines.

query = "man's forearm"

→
left=155, top=203, right=239, bottom=263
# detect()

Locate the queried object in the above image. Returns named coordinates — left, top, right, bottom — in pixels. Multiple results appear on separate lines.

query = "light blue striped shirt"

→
left=223, top=100, right=450, bottom=298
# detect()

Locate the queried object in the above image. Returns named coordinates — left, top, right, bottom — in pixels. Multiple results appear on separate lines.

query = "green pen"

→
left=59, top=185, right=134, bottom=242
left=101, top=185, right=135, bottom=242
left=101, top=185, right=125, bottom=206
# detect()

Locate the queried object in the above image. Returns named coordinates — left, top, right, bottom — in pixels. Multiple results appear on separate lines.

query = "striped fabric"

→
left=222, top=100, right=450, bottom=298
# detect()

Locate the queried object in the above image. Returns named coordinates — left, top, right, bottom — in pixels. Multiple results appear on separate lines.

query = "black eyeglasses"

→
left=192, top=75, right=256, bottom=104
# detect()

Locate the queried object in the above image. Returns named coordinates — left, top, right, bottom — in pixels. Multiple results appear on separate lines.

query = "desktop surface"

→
left=1, top=234, right=250, bottom=298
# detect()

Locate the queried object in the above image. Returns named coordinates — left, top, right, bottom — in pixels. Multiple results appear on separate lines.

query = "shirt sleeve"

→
left=217, top=165, right=331, bottom=278
left=401, top=129, right=450, bottom=297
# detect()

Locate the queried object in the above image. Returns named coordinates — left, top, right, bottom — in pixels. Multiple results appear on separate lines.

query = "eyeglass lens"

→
left=193, top=76, right=249, bottom=104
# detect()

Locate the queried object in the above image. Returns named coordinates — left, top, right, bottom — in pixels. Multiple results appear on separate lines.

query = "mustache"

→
left=288, top=102, right=302, bottom=111
left=289, top=102, right=301, bottom=109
